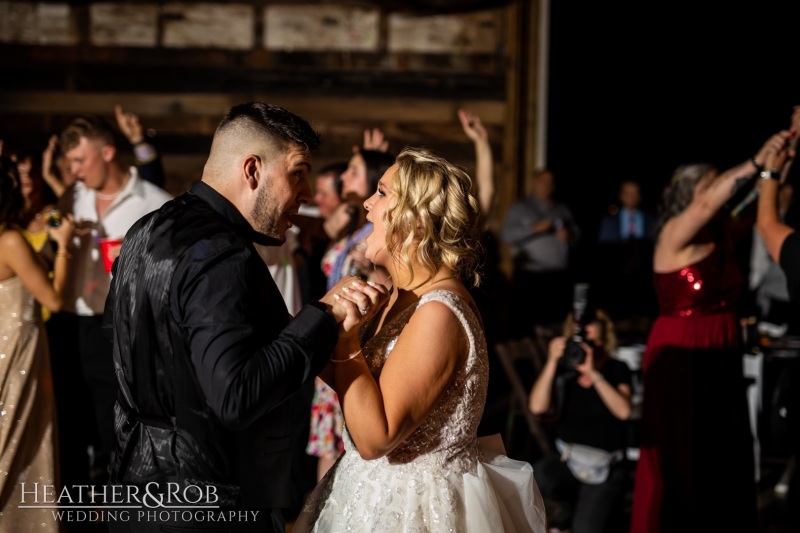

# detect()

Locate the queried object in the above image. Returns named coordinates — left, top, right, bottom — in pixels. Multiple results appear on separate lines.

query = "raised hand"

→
left=458, top=108, right=488, bottom=144
left=41, top=135, right=66, bottom=197
left=354, top=128, right=390, bottom=153
left=115, top=104, right=144, bottom=145
left=547, top=336, right=567, bottom=363
left=46, top=213, right=75, bottom=249
left=755, top=130, right=791, bottom=169
left=764, top=130, right=797, bottom=182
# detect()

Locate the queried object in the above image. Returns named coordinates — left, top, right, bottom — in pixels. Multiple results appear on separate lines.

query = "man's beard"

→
left=250, top=185, right=285, bottom=243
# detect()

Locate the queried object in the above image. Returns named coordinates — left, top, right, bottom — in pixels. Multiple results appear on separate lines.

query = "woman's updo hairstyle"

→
left=385, top=147, right=482, bottom=286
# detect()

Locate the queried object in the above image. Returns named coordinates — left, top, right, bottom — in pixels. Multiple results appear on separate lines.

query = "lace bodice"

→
left=349, top=289, right=489, bottom=467
left=296, top=289, right=547, bottom=533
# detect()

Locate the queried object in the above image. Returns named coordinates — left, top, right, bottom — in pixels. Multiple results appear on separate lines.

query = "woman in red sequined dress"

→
left=630, top=132, right=792, bottom=533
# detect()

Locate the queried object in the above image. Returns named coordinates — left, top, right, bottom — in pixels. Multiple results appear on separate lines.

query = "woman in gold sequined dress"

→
left=0, top=156, right=73, bottom=532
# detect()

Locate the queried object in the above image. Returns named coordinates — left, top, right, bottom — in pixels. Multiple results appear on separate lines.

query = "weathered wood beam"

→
left=0, top=91, right=507, bottom=125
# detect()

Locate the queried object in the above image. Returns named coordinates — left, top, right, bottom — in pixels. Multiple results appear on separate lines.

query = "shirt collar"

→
left=189, top=181, right=279, bottom=246
left=119, top=166, right=144, bottom=200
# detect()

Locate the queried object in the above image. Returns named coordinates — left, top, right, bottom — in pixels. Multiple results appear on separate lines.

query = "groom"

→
left=103, top=102, right=378, bottom=532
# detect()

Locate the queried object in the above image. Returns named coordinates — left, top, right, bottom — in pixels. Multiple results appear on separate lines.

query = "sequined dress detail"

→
left=0, top=276, right=58, bottom=532
left=631, top=243, right=757, bottom=533
left=295, top=289, right=546, bottom=532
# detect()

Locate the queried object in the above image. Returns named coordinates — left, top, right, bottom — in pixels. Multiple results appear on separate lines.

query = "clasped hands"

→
left=319, top=275, right=390, bottom=338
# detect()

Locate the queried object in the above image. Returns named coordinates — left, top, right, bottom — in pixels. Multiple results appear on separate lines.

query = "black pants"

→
left=48, top=312, right=117, bottom=485
left=534, top=453, right=630, bottom=533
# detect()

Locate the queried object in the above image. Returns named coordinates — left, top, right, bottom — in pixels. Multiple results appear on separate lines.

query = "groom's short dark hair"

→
left=216, top=102, right=321, bottom=154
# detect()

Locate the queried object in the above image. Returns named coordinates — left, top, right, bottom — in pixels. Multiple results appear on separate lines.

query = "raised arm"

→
left=1, top=218, right=73, bottom=312
left=661, top=132, right=788, bottom=254
left=42, top=135, right=67, bottom=197
left=529, top=336, right=565, bottom=415
left=757, top=129, right=796, bottom=262
left=458, top=108, right=494, bottom=217
left=115, top=104, right=165, bottom=187
left=361, top=128, right=390, bottom=153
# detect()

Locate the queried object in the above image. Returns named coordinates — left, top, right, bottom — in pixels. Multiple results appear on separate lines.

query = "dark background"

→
left=547, top=1, right=800, bottom=256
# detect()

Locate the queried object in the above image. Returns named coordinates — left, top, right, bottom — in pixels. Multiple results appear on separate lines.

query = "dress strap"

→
left=416, top=290, right=482, bottom=364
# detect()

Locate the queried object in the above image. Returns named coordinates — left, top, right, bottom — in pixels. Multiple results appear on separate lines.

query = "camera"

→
left=557, top=283, right=591, bottom=377
left=45, top=210, right=62, bottom=228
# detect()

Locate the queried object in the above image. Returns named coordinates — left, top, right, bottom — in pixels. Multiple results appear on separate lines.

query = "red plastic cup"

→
left=99, top=237, right=123, bottom=273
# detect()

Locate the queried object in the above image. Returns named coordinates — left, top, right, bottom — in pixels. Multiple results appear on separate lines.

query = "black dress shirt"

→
left=104, top=180, right=339, bottom=527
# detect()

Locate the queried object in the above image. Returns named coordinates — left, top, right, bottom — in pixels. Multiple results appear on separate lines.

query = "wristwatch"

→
left=759, top=170, right=780, bottom=181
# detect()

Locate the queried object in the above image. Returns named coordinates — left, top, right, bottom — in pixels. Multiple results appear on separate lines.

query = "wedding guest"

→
left=750, top=181, right=797, bottom=325
left=296, top=162, right=348, bottom=306
left=597, top=180, right=656, bottom=244
left=295, top=147, right=546, bottom=532
left=501, top=168, right=580, bottom=335
left=322, top=149, right=394, bottom=288
left=630, top=131, right=790, bottom=533
left=596, top=180, right=658, bottom=335
left=529, top=307, right=632, bottom=533
left=51, top=114, right=171, bottom=488
left=41, top=104, right=165, bottom=199
left=757, top=120, right=800, bottom=523
left=757, top=109, right=800, bottom=307
left=14, top=149, right=60, bottom=324
left=15, top=148, right=58, bottom=249
left=0, top=156, right=74, bottom=533
left=104, top=102, right=383, bottom=533
left=309, top=149, right=394, bottom=482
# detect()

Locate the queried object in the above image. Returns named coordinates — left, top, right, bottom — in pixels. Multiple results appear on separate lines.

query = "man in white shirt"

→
left=51, top=115, right=172, bottom=489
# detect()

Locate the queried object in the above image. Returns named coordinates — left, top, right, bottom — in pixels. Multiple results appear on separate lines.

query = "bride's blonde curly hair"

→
left=385, top=147, right=483, bottom=287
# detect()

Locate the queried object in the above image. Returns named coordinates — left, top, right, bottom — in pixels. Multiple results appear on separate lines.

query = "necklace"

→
left=95, top=173, right=130, bottom=201
left=95, top=190, right=120, bottom=201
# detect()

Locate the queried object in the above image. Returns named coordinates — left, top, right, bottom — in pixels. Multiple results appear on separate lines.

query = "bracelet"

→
left=759, top=169, right=780, bottom=181
left=331, top=349, right=362, bottom=363
left=56, top=251, right=73, bottom=260
left=591, top=372, right=605, bottom=386
left=751, top=157, right=764, bottom=173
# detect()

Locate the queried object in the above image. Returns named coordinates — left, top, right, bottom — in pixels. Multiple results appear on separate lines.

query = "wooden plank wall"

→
left=0, top=0, right=542, bottom=274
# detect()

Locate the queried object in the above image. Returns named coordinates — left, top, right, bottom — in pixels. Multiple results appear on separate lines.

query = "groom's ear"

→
left=243, top=155, right=260, bottom=191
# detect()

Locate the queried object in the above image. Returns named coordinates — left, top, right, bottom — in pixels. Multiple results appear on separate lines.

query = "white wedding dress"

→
left=294, top=290, right=547, bottom=532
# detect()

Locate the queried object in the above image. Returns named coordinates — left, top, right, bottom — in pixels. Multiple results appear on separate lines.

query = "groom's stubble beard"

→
left=251, top=183, right=285, bottom=243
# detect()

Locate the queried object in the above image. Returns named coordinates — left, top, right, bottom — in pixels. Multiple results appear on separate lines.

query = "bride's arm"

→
left=331, top=301, right=467, bottom=460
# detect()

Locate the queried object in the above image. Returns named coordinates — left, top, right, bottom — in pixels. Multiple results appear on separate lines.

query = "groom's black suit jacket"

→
left=104, top=182, right=337, bottom=527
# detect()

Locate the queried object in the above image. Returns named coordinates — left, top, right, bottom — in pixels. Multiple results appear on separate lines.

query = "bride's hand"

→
left=335, top=278, right=390, bottom=338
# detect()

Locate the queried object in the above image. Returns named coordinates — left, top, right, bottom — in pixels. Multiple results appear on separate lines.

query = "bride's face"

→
left=363, top=164, right=398, bottom=267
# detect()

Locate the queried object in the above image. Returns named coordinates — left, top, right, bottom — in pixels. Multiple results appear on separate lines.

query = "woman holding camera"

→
left=629, top=131, right=792, bottom=533
left=529, top=308, right=632, bottom=533
left=0, top=155, right=74, bottom=532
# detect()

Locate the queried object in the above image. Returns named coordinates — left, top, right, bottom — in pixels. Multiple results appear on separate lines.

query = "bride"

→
left=294, top=147, right=546, bottom=532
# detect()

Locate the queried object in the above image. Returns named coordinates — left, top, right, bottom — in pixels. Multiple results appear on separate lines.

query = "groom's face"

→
left=250, top=144, right=312, bottom=242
